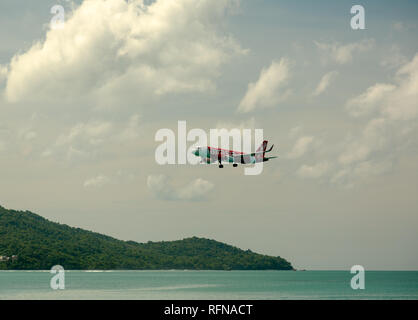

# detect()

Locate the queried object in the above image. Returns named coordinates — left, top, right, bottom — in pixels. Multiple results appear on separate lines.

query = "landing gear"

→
left=218, top=150, right=223, bottom=168
left=233, top=163, right=238, bottom=167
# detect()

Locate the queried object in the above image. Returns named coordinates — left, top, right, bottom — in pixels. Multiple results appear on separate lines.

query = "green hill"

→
left=0, top=206, right=293, bottom=270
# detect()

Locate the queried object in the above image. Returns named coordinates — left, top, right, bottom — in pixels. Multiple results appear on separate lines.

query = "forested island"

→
left=0, top=206, right=293, bottom=270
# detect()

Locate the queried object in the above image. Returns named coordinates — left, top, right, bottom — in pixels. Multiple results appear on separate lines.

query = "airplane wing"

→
left=231, top=154, right=253, bottom=164
left=263, top=156, right=278, bottom=161
left=207, top=151, right=234, bottom=163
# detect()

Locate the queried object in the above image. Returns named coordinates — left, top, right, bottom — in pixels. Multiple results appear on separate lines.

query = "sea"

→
left=0, top=270, right=417, bottom=300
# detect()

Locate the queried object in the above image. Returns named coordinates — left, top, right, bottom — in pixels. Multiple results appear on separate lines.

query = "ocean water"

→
left=0, top=270, right=417, bottom=300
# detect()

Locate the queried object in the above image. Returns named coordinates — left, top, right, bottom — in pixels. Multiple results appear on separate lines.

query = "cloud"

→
left=118, top=114, right=141, bottom=140
left=84, top=175, right=110, bottom=188
left=147, top=174, right=214, bottom=201
left=284, top=53, right=417, bottom=186
left=380, top=45, right=408, bottom=69
left=216, top=117, right=256, bottom=131
left=384, top=54, right=418, bottom=121
left=346, top=83, right=396, bottom=117
left=0, top=65, right=7, bottom=84
left=58, top=121, right=113, bottom=146
left=332, top=53, right=418, bottom=184
left=338, top=118, right=387, bottom=166
left=297, top=162, right=329, bottom=179
left=287, top=136, right=314, bottom=159
left=289, top=126, right=302, bottom=138
left=390, top=21, right=416, bottom=33
left=348, top=54, right=418, bottom=122
left=392, top=22, right=405, bottom=32
left=313, top=71, right=338, bottom=96
left=49, top=120, right=114, bottom=162
left=83, top=170, right=136, bottom=188
left=315, top=39, right=374, bottom=64
left=238, top=59, right=291, bottom=113
left=42, top=115, right=141, bottom=163
left=3, top=0, right=245, bottom=104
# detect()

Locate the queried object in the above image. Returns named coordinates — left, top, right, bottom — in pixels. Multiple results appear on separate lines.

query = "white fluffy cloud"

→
left=380, top=45, right=408, bottom=69
left=118, top=114, right=141, bottom=140
left=147, top=174, right=214, bottom=201
left=216, top=117, right=256, bottom=131
left=346, top=83, right=396, bottom=117
left=84, top=175, right=110, bottom=188
left=338, top=118, right=388, bottom=166
left=238, top=59, right=291, bottom=113
left=315, top=39, right=374, bottom=64
left=297, top=162, right=329, bottom=179
left=57, top=121, right=114, bottom=147
left=313, top=71, right=338, bottom=96
left=287, top=136, right=314, bottom=159
left=42, top=114, right=141, bottom=163
left=384, top=55, right=418, bottom=121
left=42, top=120, right=113, bottom=162
left=0, top=65, right=7, bottom=84
left=333, top=54, right=418, bottom=184
left=282, top=54, right=418, bottom=186
left=4, top=0, right=244, bottom=103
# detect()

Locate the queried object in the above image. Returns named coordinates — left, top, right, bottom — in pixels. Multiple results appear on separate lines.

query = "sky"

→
left=0, top=0, right=417, bottom=270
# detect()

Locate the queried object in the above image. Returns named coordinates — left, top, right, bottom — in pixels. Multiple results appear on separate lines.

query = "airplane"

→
left=192, top=140, right=277, bottom=168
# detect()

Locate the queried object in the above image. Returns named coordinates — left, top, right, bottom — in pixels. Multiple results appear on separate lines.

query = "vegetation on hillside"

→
left=0, top=206, right=293, bottom=270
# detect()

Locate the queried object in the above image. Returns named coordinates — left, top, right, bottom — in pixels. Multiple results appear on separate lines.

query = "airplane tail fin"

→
left=255, top=140, right=268, bottom=161
left=256, top=140, right=268, bottom=153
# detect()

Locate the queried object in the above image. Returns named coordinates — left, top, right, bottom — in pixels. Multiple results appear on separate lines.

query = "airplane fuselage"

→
left=192, top=141, right=276, bottom=168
